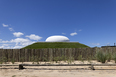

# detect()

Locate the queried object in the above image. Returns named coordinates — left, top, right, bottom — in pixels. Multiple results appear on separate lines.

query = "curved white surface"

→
left=45, top=35, right=70, bottom=42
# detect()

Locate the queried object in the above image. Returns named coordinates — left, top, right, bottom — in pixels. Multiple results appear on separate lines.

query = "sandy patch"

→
left=0, top=60, right=116, bottom=77
left=1, top=69, right=116, bottom=77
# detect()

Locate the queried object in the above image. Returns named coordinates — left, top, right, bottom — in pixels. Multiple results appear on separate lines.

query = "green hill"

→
left=23, top=42, right=89, bottom=49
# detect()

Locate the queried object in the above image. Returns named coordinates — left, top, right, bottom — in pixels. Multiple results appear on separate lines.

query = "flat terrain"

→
left=1, top=60, right=116, bottom=77
left=1, top=69, right=116, bottom=77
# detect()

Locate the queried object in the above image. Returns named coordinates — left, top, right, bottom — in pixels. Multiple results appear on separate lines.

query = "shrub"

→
left=0, top=58, right=3, bottom=64
left=78, top=55, right=83, bottom=61
left=54, top=56, right=59, bottom=63
left=112, top=53, right=116, bottom=63
left=67, top=56, right=74, bottom=64
left=11, top=58, right=15, bottom=64
left=95, top=51, right=107, bottom=63
left=106, top=51, right=112, bottom=62
left=20, top=57, right=24, bottom=64
left=31, top=56, right=35, bottom=64
left=34, top=56, right=40, bottom=64
left=62, top=56, right=68, bottom=62
left=42, top=54, right=48, bottom=64
left=3, top=57, right=7, bottom=64
left=87, top=57, right=92, bottom=63
left=42, top=57, right=47, bottom=62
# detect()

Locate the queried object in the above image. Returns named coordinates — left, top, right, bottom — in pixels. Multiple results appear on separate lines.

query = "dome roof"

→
left=45, top=35, right=70, bottom=42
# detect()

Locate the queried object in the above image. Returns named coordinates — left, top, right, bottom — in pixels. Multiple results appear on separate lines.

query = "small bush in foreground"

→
left=67, top=56, right=74, bottom=64
left=0, top=59, right=3, bottom=64
left=20, top=57, right=24, bottom=64
left=61, top=56, right=68, bottom=62
left=106, top=51, right=112, bottom=62
left=54, top=57, right=59, bottom=63
left=11, top=58, right=15, bottom=64
left=112, top=53, right=116, bottom=63
left=3, top=57, right=7, bottom=64
left=95, top=51, right=107, bottom=63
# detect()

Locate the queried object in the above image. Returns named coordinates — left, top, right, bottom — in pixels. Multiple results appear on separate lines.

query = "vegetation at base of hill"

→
left=22, top=42, right=89, bottom=49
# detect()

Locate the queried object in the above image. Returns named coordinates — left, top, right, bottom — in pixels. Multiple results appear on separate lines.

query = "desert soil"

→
left=1, top=60, right=116, bottom=77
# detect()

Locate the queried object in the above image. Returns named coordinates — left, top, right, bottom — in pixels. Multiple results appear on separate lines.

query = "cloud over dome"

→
left=26, top=34, right=42, bottom=41
left=13, top=32, right=24, bottom=37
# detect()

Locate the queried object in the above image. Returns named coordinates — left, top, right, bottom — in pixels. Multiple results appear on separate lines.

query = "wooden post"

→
left=90, top=65, right=95, bottom=70
left=19, top=64, right=24, bottom=70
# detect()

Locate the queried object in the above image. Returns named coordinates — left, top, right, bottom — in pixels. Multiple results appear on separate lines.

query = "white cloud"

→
left=10, top=38, right=35, bottom=48
left=0, top=38, right=35, bottom=49
left=9, top=28, right=14, bottom=31
left=11, top=38, right=30, bottom=43
left=0, top=39, right=2, bottom=42
left=26, top=34, right=42, bottom=41
left=70, top=32, right=77, bottom=36
left=1, top=40, right=9, bottom=43
left=62, top=33, right=66, bottom=35
left=0, top=45, right=4, bottom=49
left=78, top=29, right=82, bottom=31
left=91, top=43, right=100, bottom=46
left=105, top=43, right=110, bottom=46
left=0, top=23, right=39, bottom=49
left=2, top=23, right=8, bottom=27
left=20, top=41, right=35, bottom=46
left=13, top=32, right=24, bottom=37
left=2, top=44, right=10, bottom=47
left=0, top=39, right=9, bottom=43
left=0, top=44, right=12, bottom=49
left=13, top=46, right=23, bottom=49
left=0, top=37, right=36, bottom=49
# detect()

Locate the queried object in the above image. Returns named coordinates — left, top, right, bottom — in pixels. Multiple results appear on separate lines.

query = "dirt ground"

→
left=1, top=69, right=116, bottom=77
left=1, top=60, right=116, bottom=77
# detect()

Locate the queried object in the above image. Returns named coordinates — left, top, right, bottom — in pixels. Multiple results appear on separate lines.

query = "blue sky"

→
left=0, top=0, right=116, bottom=49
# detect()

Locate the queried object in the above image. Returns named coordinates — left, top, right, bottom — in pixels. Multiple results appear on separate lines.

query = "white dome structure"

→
left=45, top=35, right=70, bottom=42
